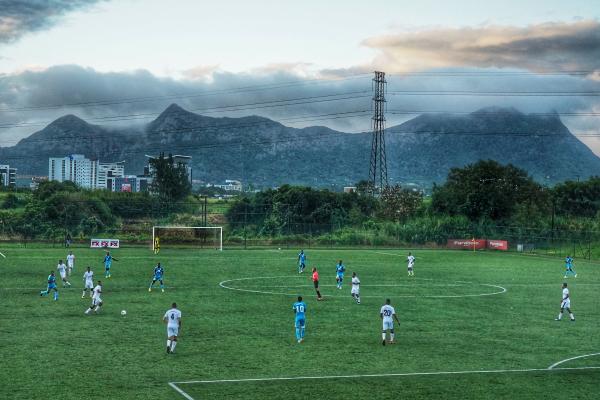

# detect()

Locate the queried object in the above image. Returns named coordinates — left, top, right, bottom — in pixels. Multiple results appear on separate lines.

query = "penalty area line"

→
left=168, top=366, right=600, bottom=398
left=168, top=382, right=195, bottom=400
left=548, top=353, right=600, bottom=369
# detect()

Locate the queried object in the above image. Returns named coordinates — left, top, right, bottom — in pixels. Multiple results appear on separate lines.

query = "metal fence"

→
left=2, top=214, right=598, bottom=261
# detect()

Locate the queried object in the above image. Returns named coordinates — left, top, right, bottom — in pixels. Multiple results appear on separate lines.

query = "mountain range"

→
left=2, top=104, right=598, bottom=188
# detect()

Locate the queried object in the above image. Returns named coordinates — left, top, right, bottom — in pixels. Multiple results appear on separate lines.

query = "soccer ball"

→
left=278, top=247, right=281, bottom=250
left=121, top=310, right=127, bottom=316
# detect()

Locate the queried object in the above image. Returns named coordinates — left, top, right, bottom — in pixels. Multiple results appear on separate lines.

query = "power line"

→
left=0, top=110, right=372, bottom=147
left=387, top=110, right=600, bottom=117
left=0, top=70, right=596, bottom=114
left=0, top=91, right=370, bottom=130
left=0, top=74, right=372, bottom=113
left=390, top=90, right=600, bottom=97
left=5, top=106, right=600, bottom=132
left=388, top=70, right=597, bottom=77
left=0, top=103, right=596, bottom=151
left=0, top=127, right=594, bottom=165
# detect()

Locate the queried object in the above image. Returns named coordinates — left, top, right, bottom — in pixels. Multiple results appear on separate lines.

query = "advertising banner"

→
left=90, top=239, right=120, bottom=248
left=487, top=240, right=508, bottom=251
left=447, top=239, right=487, bottom=250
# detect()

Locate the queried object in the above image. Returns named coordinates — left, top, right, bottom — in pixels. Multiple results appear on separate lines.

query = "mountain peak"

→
left=148, top=103, right=200, bottom=131
left=48, top=114, right=91, bottom=129
left=162, top=103, right=188, bottom=115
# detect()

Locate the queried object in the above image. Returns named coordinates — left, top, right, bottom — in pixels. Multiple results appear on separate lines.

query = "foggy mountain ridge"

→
left=2, top=104, right=598, bottom=187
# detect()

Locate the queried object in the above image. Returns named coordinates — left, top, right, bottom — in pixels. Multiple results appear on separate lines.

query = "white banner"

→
left=90, top=239, right=120, bottom=248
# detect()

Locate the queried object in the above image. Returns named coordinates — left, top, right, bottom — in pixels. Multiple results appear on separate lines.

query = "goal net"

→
left=152, top=226, right=223, bottom=251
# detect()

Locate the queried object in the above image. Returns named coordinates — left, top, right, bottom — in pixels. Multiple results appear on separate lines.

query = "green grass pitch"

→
left=1, top=246, right=599, bottom=399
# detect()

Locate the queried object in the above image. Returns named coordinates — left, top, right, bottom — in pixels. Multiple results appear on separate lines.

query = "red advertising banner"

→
left=487, top=240, right=508, bottom=251
left=447, top=239, right=486, bottom=250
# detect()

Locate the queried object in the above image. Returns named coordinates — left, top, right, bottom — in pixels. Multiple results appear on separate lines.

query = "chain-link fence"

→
left=1, top=212, right=598, bottom=261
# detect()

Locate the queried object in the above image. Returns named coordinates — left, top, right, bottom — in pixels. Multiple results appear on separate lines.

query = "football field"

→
left=1, top=246, right=599, bottom=399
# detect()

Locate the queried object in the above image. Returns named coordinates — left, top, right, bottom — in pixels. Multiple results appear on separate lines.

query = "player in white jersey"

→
left=66, top=251, right=75, bottom=276
left=82, top=267, right=94, bottom=298
left=57, top=260, right=71, bottom=287
left=163, top=303, right=182, bottom=354
left=84, top=281, right=103, bottom=315
left=380, top=298, right=400, bottom=346
left=555, top=282, right=575, bottom=322
left=407, top=252, right=415, bottom=276
left=351, top=272, right=361, bottom=304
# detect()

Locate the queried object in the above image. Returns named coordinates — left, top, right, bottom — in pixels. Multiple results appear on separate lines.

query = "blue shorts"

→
left=337, top=273, right=344, bottom=280
left=47, top=283, right=57, bottom=290
left=105, top=263, right=111, bottom=270
left=154, top=275, right=163, bottom=281
left=295, top=318, right=305, bottom=328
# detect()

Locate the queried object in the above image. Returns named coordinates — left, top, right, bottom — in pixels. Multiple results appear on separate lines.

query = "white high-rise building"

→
left=0, top=164, right=17, bottom=187
left=97, top=162, right=125, bottom=190
left=48, top=154, right=98, bottom=189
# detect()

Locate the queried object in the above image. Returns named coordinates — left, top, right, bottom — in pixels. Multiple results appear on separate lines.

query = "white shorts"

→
left=167, top=326, right=179, bottom=337
left=67, top=262, right=74, bottom=269
left=92, top=297, right=102, bottom=306
left=351, top=287, right=360, bottom=295
left=561, top=299, right=571, bottom=309
left=382, top=320, right=394, bottom=331
left=60, top=272, right=67, bottom=279
left=85, top=281, right=94, bottom=289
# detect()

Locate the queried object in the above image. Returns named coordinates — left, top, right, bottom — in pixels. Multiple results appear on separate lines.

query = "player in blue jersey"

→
left=103, top=251, right=118, bottom=278
left=149, top=262, right=165, bottom=292
left=564, top=255, right=577, bottom=278
left=292, top=296, right=307, bottom=343
left=297, top=250, right=307, bottom=273
left=335, top=260, right=346, bottom=289
left=40, top=271, right=59, bottom=301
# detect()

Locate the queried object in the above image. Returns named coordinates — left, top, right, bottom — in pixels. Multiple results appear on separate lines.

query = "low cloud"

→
left=363, top=20, right=600, bottom=74
left=0, top=0, right=105, bottom=44
left=0, top=64, right=599, bottom=155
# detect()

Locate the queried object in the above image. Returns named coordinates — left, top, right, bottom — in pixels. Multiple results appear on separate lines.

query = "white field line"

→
left=168, top=366, right=600, bottom=399
left=218, top=276, right=507, bottom=298
left=168, top=382, right=195, bottom=400
left=375, top=250, right=600, bottom=267
left=1, top=286, right=183, bottom=291
left=548, top=353, right=600, bottom=369
left=494, top=283, right=600, bottom=286
left=375, top=251, right=408, bottom=257
left=257, top=284, right=464, bottom=288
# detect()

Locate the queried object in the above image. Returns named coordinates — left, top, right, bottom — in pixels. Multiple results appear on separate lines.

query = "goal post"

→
left=152, top=226, right=223, bottom=251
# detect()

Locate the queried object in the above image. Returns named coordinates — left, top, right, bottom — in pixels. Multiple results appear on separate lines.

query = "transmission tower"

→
left=368, top=71, right=388, bottom=194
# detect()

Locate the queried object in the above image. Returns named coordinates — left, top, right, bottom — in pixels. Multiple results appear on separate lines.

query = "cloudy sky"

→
left=1, top=0, right=599, bottom=152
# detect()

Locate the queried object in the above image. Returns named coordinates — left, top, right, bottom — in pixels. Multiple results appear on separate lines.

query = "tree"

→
left=2, top=193, right=20, bottom=209
left=355, top=180, right=375, bottom=196
left=149, top=153, right=192, bottom=203
left=432, top=160, right=546, bottom=221
left=380, top=185, right=423, bottom=221
left=553, top=177, right=600, bottom=217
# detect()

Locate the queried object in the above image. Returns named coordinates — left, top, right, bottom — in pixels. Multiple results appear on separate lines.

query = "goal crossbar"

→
left=152, top=226, right=223, bottom=251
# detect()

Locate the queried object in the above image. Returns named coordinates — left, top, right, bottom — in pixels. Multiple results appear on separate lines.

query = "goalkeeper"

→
left=154, top=236, right=160, bottom=254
